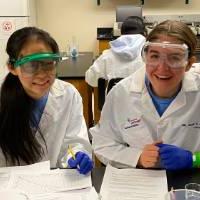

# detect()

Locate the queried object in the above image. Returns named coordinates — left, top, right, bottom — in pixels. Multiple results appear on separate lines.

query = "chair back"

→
left=107, top=78, right=123, bottom=94
left=98, top=78, right=123, bottom=110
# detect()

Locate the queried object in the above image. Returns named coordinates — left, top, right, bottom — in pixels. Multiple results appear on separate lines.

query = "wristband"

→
left=192, top=152, right=200, bottom=168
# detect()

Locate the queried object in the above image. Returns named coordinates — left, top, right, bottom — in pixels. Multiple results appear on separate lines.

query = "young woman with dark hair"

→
left=0, top=27, right=93, bottom=175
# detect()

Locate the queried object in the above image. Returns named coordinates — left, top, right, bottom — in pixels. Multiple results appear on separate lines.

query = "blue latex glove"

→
left=157, top=144, right=193, bottom=170
left=68, top=151, right=93, bottom=175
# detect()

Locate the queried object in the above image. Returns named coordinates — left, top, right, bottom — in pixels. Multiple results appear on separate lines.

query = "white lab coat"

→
left=85, top=34, right=146, bottom=87
left=91, top=66, right=200, bottom=168
left=190, top=62, right=200, bottom=74
left=0, top=79, right=91, bottom=168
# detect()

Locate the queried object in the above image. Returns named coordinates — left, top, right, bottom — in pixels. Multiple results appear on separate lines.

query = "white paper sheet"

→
left=0, top=161, right=50, bottom=174
left=0, top=161, right=96, bottom=199
left=0, top=173, right=11, bottom=189
left=30, top=187, right=99, bottom=200
left=100, top=164, right=168, bottom=200
left=7, top=169, right=92, bottom=194
left=0, top=189, right=28, bottom=200
left=0, top=161, right=50, bottom=190
left=0, top=187, right=99, bottom=200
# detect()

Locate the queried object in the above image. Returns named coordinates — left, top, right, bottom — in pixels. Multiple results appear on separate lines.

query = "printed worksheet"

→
left=100, top=164, right=168, bottom=200
left=0, top=187, right=99, bottom=200
left=0, top=173, right=10, bottom=189
left=7, top=169, right=92, bottom=194
left=0, top=161, right=96, bottom=199
left=30, top=187, right=99, bottom=200
left=0, top=161, right=50, bottom=190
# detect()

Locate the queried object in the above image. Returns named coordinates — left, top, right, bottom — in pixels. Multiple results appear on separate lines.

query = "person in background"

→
left=190, top=62, right=200, bottom=74
left=0, top=27, right=93, bottom=174
left=85, top=16, right=147, bottom=87
left=91, top=20, right=200, bottom=170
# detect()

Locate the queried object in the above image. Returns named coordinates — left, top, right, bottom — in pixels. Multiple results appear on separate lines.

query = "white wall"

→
left=36, top=0, right=200, bottom=56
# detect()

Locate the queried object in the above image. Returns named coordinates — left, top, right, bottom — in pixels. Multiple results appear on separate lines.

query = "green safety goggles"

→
left=13, top=52, right=62, bottom=77
left=14, top=52, right=61, bottom=67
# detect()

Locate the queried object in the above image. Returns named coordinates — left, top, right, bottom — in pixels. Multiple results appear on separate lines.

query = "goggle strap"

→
left=144, top=41, right=188, bottom=50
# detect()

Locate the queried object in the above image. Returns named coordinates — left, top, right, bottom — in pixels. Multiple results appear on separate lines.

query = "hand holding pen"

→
left=67, top=145, right=94, bottom=175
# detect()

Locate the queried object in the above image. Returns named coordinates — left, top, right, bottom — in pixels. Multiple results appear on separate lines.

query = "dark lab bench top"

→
left=56, top=52, right=93, bottom=79
left=92, top=167, right=200, bottom=193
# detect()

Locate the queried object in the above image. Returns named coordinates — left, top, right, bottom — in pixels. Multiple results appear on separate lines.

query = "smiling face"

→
left=145, top=35, right=193, bottom=98
left=9, top=40, right=56, bottom=99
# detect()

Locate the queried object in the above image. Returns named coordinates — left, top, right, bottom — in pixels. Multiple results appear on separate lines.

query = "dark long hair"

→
left=0, top=27, right=59, bottom=165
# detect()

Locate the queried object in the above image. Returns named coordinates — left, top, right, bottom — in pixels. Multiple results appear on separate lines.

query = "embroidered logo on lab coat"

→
left=124, top=118, right=141, bottom=129
left=182, top=122, right=200, bottom=129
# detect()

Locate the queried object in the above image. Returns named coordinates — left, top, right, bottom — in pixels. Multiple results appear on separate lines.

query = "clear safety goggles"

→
left=13, top=52, right=62, bottom=77
left=142, top=42, right=189, bottom=68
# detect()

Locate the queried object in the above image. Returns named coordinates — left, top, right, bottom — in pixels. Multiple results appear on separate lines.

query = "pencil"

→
left=68, top=145, right=80, bottom=170
left=68, top=144, right=76, bottom=160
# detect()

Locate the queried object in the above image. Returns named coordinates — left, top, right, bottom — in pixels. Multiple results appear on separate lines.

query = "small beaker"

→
left=165, top=189, right=187, bottom=200
left=185, top=183, right=200, bottom=200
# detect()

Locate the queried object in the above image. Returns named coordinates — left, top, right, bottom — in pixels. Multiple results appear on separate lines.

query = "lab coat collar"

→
left=182, top=71, right=199, bottom=92
left=49, top=79, right=66, bottom=97
left=45, top=79, right=66, bottom=117
left=129, top=67, right=199, bottom=93
left=38, top=79, right=66, bottom=134
left=129, top=66, right=146, bottom=93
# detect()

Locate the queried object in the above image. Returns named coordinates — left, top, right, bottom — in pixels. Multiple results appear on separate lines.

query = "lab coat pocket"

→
left=122, top=117, right=153, bottom=149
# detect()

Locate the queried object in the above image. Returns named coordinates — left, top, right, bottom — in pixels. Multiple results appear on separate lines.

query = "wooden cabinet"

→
left=63, top=79, right=93, bottom=128
left=93, top=87, right=101, bottom=124
left=98, top=40, right=110, bottom=55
